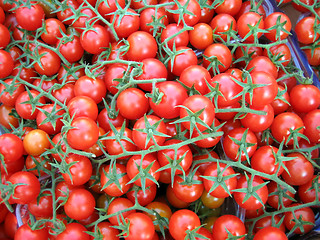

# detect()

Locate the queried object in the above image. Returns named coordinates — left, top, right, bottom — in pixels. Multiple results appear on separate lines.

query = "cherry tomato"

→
left=212, top=215, right=246, bottom=240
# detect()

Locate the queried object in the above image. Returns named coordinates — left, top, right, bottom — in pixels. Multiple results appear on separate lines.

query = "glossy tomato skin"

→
left=233, top=174, right=268, bottom=210
left=100, top=163, right=132, bottom=197
left=289, top=84, right=320, bottom=113
left=117, top=88, right=149, bottom=120
left=15, top=90, right=46, bottom=120
left=160, top=23, right=189, bottom=50
left=212, top=215, right=246, bottom=240
left=140, top=7, right=169, bottom=34
left=67, top=96, right=98, bottom=120
left=57, top=223, right=90, bottom=240
left=295, top=17, right=319, bottom=45
left=28, top=191, right=53, bottom=218
left=97, top=107, right=127, bottom=132
left=253, top=215, right=286, bottom=234
left=41, top=18, right=66, bottom=45
left=15, top=4, right=45, bottom=31
left=146, top=201, right=172, bottom=231
left=64, top=189, right=95, bottom=221
left=126, top=154, right=160, bottom=188
left=110, top=8, right=140, bottom=39
left=132, top=115, right=167, bottom=150
left=180, top=95, right=215, bottom=132
left=172, top=0, right=201, bottom=26
left=58, top=35, right=84, bottom=63
left=0, top=133, right=23, bottom=163
left=74, top=76, right=107, bottom=104
left=125, top=213, right=155, bottom=240
left=251, top=145, right=284, bottom=178
left=253, top=226, right=287, bottom=240
left=168, top=47, right=198, bottom=76
left=80, top=24, right=110, bottom=55
left=180, top=65, right=211, bottom=95
left=203, top=43, right=232, bottom=73
left=126, top=184, right=157, bottom=207
left=172, top=170, right=204, bottom=203
left=91, top=222, right=120, bottom=240
left=202, top=162, right=237, bottom=198
left=281, top=152, right=314, bottom=186
left=241, top=104, right=274, bottom=133
left=36, top=104, right=65, bottom=135
left=189, top=23, right=213, bottom=49
left=270, top=112, right=304, bottom=145
left=62, top=154, right=92, bottom=186
left=23, top=129, right=51, bottom=156
left=126, top=31, right=157, bottom=61
left=298, top=175, right=320, bottom=205
left=264, top=12, right=291, bottom=42
left=66, top=117, right=99, bottom=150
left=284, top=204, right=315, bottom=234
left=107, top=197, right=135, bottom=225
left=223, top=127, right=257, bottom=161
left=135, top=58, right=168, bottom=92
left=157, top=139, right=193, bottom=175
left=169, top=209, right=200, bottom=240
left=0, top=79, right=25, bottom=107
left=8, top=171, right=40, bottom=204
left=14, top=224, right=49, bottom=240
left=34, top=49, right=61, bottom=76
left=0, top=50, right=14, bottom=78
left=237, top=12, right=264, bottom=43
left=149, top=81, right=188, bottom=119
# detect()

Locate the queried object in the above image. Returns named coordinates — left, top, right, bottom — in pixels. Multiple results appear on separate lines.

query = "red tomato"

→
left=304, top=109, right=320, bottom=144
left=240, top=104, right=274, bottom=133
left=295, top=17, right=319, bottom=45
left=160, top=23, right=189, bottom=50
left=105, top=127, right=137, bottom=157
left=0, top=23, right=10, bottom=49
left=126, top=154, right=160, bottom=188
left=251, top=145, right=285, bottom=178
left=135, top=58, right=168, bottom=92
left=100, top=163, right=132, bottom=197
left=107, top=197, right=136, bottom=225
left=91, top=222, right=119, bottom=240
left=15, top=4, right=45, bottom=31
left=172, top=0, right=201, bottom=26
left=298, top=175, right=320, bottom=205
left=80, top=24, right=110, bottom=55
left=210, top=13, right=237, bottom=42
left=64, top=189, right=95, bottom=221
left=62, top=154, right=92, bottom=186
left=97, top=0, right=125, bottom=20
left=202, top=162, right=237, bottom=198
left=233, top=174, right=268, bottom=210
left=172, top=170, right=204, bottom=202
left=270, top=112, right=304, bottom=145
left=237, top=12, right=264, bottom=43
left=36, top=104, right=65, bottom=135
left=223, top=127, right=257, bottom=161
left=58, top=35, right=84, bottom=63
left=157, top=139, right=193, bottom=175
left=140, top=7, right=169, bottom=34
left=14, top=224, right=49, bottom=240
left=168, top=47, right=198, bottom=76
left=28, top=190, right=53, bottom=218
left=189, top=23, right=213, bottom=49
left=281, top=152, right=314, bottom=186
left=68, top=96, right=98, bottom=120
left=126, top=31, right=157, bottom=61
left=34, top=49, right=61, bottom=76
left=74, top=76, right=107, bottom=104
left=169, top=209, right=200, bottom=240
left=180, top=95, right=215, bottom=132
left=132, top=115, right=167, bottom=150
left=97, top=107, right=127, bottom=132
left=253, top=226, right=287, bottom=240
left=41, top=18, right=66, bottom=45
left=0, top=133, right=23, bottom=163
left=180, top=65, right=211, bottom=95
left=117, top=88, right=149, bottom=120
left=264, top=12, right=291, bottom=42
left=150, top=81, right=188, bottom=119
left=66, top=117, right=99, bottom=150
left=284, top=204, right=315, bottom=234
left=203, top=43, right=232, bottom=74
left=212, top=215, right=246, bottom=240
left=253, top=215, right=286, bottom=234
left=57, top=223, right=90, bottom=240
left=110, top=8, right=140, bottom=39
left=290, top=84, right=320, bottom=113
left=0, top=50, right=14, bottom=78
left=8, top=171, right=40, bottom=204
left=124, top=213, right=155, bottom=240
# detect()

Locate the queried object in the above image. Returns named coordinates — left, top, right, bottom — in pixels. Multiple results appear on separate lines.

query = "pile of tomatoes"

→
left=0, top=0, right=319, bottom=239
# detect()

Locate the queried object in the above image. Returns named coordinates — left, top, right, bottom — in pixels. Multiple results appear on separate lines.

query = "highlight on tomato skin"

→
left=0, top=1, right=319, bottom=239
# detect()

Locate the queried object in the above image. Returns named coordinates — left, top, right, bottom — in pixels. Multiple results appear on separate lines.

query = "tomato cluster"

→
left=0, top=0, right=319, bottom=239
